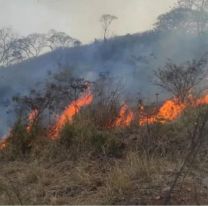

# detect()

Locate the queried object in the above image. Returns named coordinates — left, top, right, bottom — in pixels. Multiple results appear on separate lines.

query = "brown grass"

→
left=1, top=104, right=208, bottom=204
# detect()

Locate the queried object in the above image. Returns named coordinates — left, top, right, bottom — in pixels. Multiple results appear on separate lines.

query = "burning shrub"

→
left=13, top=70, right=92, bottom=135
left=3, top=122, right=34, bottom=160
left=0, top=115, right=48, bottom=160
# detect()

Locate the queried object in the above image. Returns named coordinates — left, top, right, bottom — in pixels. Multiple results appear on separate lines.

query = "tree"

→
left=155, top=58, right=207, bottom=103
left=47, top=30, right=78, bottom=50
left=177, top=0, right=196, bottom=9
left=24, top=33, right=47, bottom=57
left=177, top=0, right=208, bottom=35
left=155, top=8, right=208, bottom=34
left=100, top=14, right=118, bottom=41
left=0, top=28, right=81, bottom=65
left=8, top=40, right=25, bottom=63
left=8, top=38, right=31, bottom=64
left=73, top=40, right=82, bottom=47
left=0, top=28, right=16, bottom=65
left=178, top=0, right=208, bottom=10
left=5, top=33, right=47, bottom=64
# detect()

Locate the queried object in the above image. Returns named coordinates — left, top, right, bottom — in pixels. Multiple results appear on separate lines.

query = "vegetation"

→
left=1, top=1, right=208, bottom=205
left=1, top=70, right=208, bottom=204
left=155, top=58, right=206, bottom=103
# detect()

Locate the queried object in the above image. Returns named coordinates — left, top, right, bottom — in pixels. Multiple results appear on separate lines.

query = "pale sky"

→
left=0, top=0, right=177, bottom=43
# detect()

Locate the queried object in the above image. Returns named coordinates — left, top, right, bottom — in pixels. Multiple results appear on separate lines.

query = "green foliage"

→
left=90, top=130, right=124, bottom=157
left=59, top=122, right=124, bottom=158
left=4, top=120, right=44, bottom=160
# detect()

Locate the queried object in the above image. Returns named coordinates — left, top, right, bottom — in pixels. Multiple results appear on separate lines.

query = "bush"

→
left=2, top=120, right=45, bottom=160
left=90, top=131, right=124, bottom=157
left=59, top=121, right=125, bottom=158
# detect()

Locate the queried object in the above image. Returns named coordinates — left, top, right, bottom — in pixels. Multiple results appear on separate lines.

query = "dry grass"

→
left=104, top=151, right=170, bottom=204
left=1, top=105, right=208, bottom=204
left=0, top=147, right=208, bottom=205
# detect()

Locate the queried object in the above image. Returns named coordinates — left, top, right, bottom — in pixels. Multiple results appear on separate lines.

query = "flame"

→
left=0, top=139, right=7, bottom=150
left=0, top=109, right=39, bottom=150
left=140, top=99, right=186, bottom=125
left=139, top=95, right=208, bottom=126
left=27, top=109, right=39, bottom=132
left=114, top=104, right=134, bottom=127
left=196, top=95, right=208, bottom=106
left=50, top=90, right=93, bottom=139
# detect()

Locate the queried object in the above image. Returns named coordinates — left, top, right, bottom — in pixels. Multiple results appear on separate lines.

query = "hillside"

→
left=1, top=6, right=208, bottom=205
left=1, top=8, right=208, bottom=137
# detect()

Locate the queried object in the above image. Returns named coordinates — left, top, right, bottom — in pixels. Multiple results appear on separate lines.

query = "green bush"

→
left=90, top=131, right=124, bottom=157
left=2, top=120, right=44, bottom=160
left=59, top=122, right=124, bottom=158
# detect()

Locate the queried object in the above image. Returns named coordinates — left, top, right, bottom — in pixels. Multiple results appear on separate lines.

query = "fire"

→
left=50, top=90, right=93, bottom=139
left=196, top=95, right=208, bottom=106
left=140, top=99, right=186, bottom=125
left=0, top=139, right=7, bottom=150
left=139, top=95, right=208, bottom=126
left=114, top=104, right=134, bottom=127
left=27, top=109, right=39, bottom=132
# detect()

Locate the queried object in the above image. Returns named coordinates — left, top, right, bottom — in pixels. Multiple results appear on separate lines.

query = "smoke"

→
left=0, top=6, right=208, bottom=138
left=0, top=0, right=176, bottom=43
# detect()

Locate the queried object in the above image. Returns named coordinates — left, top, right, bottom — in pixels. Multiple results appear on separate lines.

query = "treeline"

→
left=0, top=28, right=81, bottom=66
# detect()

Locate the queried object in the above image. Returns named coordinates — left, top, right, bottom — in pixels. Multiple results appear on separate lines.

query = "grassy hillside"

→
left=1, top=8, right=208, bottom=205
left=1, top=93, right=208, bottom=204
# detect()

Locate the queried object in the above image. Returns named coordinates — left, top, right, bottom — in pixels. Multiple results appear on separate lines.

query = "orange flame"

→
left=50, top=91, right=93, bottom=139
left=139, top=99, right=186, bottom=125
left=27, top=109, right=39, bottom=132
left=114, top=104, right=134, bottom=127
left=0, top=139, right=7, bottom=150
left=196, top=95, right=208, bottom=106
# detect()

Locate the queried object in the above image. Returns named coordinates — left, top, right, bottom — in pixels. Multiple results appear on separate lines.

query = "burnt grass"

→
left=1, top=106, right=208, bottom=205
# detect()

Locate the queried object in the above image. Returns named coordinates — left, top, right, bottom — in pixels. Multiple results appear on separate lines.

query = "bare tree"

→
left=178, top=0, right=208, bottom=10
left=24, top=33, right=47, bottom=57
left=0, top=28, right=16, bottom=65
left=177, top=0, right=196, bottom=9
left=0, top=28, right=81, bottom=65
left=155, top=58, right=207, bottom=103
left=177, top=0, right=208, bottom=35
left=73, top=40, right=82, bottom=47
left=8, top=38, right=31, bottom=64
left=47, top=30, right=78, bottom=50
left=100, top=14, right=118, bottom=41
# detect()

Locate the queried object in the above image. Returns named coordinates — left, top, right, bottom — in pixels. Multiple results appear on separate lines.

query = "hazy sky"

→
left=0, top=0, right=177, bottom=43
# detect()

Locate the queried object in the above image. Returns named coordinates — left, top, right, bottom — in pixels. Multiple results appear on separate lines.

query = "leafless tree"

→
left=178, top=0, right=208, bottom=10
left=24, top=33, right=47, bottom=57
left=0, top=28, right=16, bottom=65
left=100, top=14, right=118, bottom=41
left=177, top=0, right=196, bottom=9
left=8, top=38, right=29, bottom=63
left=47, top=29, right=78, bottom=50
left=177, top=0, right=208, bottom=35
left=73, top=40, right=82, bottom=47
left=155, top=58, right=207, bottom=103
left=5, top=33, right=47, bottom=64
left=0, top=28, right=81, bottom=65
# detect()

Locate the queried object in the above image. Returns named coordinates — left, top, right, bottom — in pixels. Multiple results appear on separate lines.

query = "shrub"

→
left=90, top=131, right=124, bottom=157
left=2, top=120, right=45, bottom=160
left=59, top=121, right=125, bottom=158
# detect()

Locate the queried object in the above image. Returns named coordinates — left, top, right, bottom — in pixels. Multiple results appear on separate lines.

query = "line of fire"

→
left=1, top=89, right=208, bottom=150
